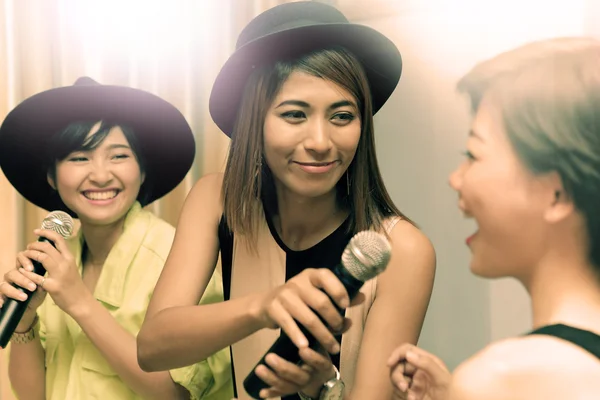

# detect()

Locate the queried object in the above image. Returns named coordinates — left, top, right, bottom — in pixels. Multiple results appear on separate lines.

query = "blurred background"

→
left=1, top=0, right=599, bottom=398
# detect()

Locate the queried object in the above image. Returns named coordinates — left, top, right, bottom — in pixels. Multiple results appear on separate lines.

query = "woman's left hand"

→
left=19, top=229, right=94, bottom=318
left=255, top=345, right=336, bottom=399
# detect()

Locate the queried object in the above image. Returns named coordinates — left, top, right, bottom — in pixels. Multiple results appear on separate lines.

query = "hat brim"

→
left=209, top=23, right=402, bottom=137
left=0, top=85, right=195, bottom=216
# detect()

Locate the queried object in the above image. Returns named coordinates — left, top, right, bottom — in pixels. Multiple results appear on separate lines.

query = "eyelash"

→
left=67, top=154, right=130, bottom=162
left=462, top=150, right=475, bottom=160
left=280, top=111, right=356, bottom=123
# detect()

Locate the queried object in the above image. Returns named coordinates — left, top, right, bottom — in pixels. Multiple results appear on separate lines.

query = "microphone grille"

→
left=41, top=211, right=75, bottom=239
left=341, top=230, right=392, bottom=282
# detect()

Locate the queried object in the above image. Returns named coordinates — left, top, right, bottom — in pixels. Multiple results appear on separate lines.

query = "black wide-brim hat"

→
left=209, top=1, right=403, bottom=137
left=0, top=77, right=195, bottom=215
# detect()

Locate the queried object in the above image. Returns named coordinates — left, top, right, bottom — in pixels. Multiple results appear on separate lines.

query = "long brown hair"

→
left=222, top=46, right=411, bottom=242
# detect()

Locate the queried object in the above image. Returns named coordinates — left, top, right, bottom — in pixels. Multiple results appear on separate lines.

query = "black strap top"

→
left=528, top=324, right=600, bottom=359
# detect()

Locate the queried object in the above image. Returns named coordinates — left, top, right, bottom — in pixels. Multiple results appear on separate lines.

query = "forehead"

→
left=470, top=95, right=509, bottom=146
left=85, top=125, right=129, bottom=145
left=274, top=71, right=355, bottom=104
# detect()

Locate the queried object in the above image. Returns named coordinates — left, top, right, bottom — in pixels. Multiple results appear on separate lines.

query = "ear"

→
left=543, top=172, right=574, bottom=224
left=47, top=173, right=56, bottom=190
left=140, top=171, right=146, bottom=185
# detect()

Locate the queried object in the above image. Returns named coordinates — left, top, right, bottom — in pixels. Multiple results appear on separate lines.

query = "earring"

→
left=346, top=170, right=351, bottom=196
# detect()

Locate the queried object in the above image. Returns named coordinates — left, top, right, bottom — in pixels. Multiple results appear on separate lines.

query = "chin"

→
left=469, top=258, right=511, bottom=279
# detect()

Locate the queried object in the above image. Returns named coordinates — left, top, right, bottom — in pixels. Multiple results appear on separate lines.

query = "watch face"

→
left=321, top=381, right=345, bottom=400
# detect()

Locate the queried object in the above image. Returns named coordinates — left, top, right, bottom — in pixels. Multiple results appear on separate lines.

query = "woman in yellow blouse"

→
left=0, top=77, right=232, bottom=399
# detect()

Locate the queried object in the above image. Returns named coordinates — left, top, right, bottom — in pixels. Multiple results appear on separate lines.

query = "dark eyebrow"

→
left=274, top=99, right=358, bottom=110
left=106, top=144, right=131, bottom=150
left=275, top=100, right=310, bottom=109
left=469, top=130, right=485, bottom=142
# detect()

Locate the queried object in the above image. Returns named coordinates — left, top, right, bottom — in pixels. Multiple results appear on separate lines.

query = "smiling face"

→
left=263, top=71, right=361, bottom=200
left=49, top=122, right=145, bottom=226
left=448, top=97, right=560, bottom=279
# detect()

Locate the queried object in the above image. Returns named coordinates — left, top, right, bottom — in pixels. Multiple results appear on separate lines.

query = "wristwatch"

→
left=10, top=314, right=39, bottom=344
left=298, top=366, right=345, bottom=400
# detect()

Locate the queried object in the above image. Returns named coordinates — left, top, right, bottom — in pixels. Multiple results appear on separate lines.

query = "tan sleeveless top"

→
left=218, top=208, right=399, bottom=399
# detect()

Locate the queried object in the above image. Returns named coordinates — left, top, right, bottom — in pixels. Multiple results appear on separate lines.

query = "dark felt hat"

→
left=209, top=1, right=403, bottom=137
left=0, top=77, right=196, bottom=215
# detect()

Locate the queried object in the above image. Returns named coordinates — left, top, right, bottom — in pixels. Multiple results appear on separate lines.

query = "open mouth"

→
left=466, top=230, right=479, bottom=245
left=82, top=190, right=120, bottom=201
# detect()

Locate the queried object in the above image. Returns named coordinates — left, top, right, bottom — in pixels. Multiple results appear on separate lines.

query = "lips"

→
left=82, top=190, right=119, bottom=200
left=294, top=161, right=338, bottom=174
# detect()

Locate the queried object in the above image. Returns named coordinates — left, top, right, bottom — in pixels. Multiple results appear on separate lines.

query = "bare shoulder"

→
left=449, top=336, right=600, bottom=400
left=187, top=172, right=224, bottom=203
left=386, top=218, right=436, bottom=271
left=180, top=172, right=224, bottom=218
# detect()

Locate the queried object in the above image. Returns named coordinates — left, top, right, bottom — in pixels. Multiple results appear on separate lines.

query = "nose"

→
left=303, top=119, right=332, bottom=155
left=88, top=159, right=113, bottom=185
left=448, top=162, right=464, bottom=192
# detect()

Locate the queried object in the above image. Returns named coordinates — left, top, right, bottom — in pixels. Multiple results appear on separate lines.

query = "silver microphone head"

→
left=341, top=230, right=392, bottom=282
left=40, top=211, right=75, bottom=239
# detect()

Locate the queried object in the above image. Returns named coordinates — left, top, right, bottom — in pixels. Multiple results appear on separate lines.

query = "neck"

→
left=80, top=218, right=126, bottom=267
left=272, top=188, right=347, bottom=251
left=524, top=251, right=600, bottom=333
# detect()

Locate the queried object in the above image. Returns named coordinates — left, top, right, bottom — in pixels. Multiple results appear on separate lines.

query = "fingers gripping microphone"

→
left=0, top=211, right=74, bottom=348
left=243, top=230, right=392, bottom=398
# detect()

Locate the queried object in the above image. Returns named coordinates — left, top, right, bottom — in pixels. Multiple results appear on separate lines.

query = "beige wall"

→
left=340, top=0, right=597, bottom=369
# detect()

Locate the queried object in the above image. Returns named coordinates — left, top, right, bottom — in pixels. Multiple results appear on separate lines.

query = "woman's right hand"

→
left=0, top=253, right=48, bottom=331
left=254, top=268, right=364, bottom=354
left=388, top=344, right=451, bottom=400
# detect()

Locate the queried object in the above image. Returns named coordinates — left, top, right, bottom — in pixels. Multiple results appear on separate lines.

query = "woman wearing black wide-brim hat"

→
left=139, top=2, right=436, bottom=400
left=0, top=78, right=232, bottom=400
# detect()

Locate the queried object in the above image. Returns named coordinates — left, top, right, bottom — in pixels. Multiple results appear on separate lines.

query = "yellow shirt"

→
left=36, top=203, right=232, bottom=400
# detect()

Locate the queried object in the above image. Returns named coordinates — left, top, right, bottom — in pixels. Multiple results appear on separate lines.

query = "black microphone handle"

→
left=0, top=237, right=54, bottom=348
left=243, top=265, right=364, bottom=399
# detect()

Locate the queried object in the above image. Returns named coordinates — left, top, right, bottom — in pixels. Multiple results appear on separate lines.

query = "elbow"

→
left=136, top=326, right=160, bottom=372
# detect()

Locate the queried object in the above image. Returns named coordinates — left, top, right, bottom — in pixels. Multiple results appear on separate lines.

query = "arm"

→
left=2, top=258, right=49, bottom=400
left=19, top=235, right=187, bottom=400
left=8, top=311, right=46, bottom=400
left=71, top=299, right=189, bottom=399
left=350, top=220, right=436, bottom=400
left=138, top=173, right=268, bottom=371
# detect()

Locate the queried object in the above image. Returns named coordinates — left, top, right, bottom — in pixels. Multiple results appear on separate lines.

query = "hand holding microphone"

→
left=0, top=211, right=74, bottom=348
left=244, top=230, right=392, bottom=399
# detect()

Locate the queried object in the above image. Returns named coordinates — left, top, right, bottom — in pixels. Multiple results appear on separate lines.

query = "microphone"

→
left=0, top=211, right=74, bottom=348
left=243, top=230, right=392, bottom=398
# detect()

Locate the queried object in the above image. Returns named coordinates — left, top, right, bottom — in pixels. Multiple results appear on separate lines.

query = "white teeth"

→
left=84, top=190, right=118, bottom=200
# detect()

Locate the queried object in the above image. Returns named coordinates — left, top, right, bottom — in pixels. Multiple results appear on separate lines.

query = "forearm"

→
left=8, top=314, right=46, bottom=400
left=72, top=300, right=186, bottom=400
left=138, top=293, right=266, bottom=372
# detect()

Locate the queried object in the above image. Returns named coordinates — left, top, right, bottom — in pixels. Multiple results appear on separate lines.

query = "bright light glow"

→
left=58, top=0, right=227, bottom=82
left=372, top=0, right=588, bottom=78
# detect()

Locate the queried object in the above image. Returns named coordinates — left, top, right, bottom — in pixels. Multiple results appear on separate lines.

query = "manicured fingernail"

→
left=406, top=351, right=418, bottom=361
left=399, top=381, right=408, bottom=391
left=20, top=293, right=27, bottom=300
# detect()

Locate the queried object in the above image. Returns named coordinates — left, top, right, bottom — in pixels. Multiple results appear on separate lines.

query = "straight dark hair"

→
left=222, top=46, right=412, bottom=243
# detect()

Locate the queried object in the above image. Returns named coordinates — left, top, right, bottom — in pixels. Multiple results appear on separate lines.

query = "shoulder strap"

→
left=529, top=324, right=600, bottom=360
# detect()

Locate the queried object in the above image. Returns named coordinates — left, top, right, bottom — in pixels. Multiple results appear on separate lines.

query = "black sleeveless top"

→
left=527, top=324, right=600, bottom=359
left=218, top=214, right=352, bottom=399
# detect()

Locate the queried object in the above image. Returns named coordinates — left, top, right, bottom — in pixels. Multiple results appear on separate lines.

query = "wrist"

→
left=65, top=292, right=96, bottom=321
left=247, top=292, right=269, bottom=329
left=301, top=366, right=337, bottom=399
left=15, top=311, right=38, bottom=333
